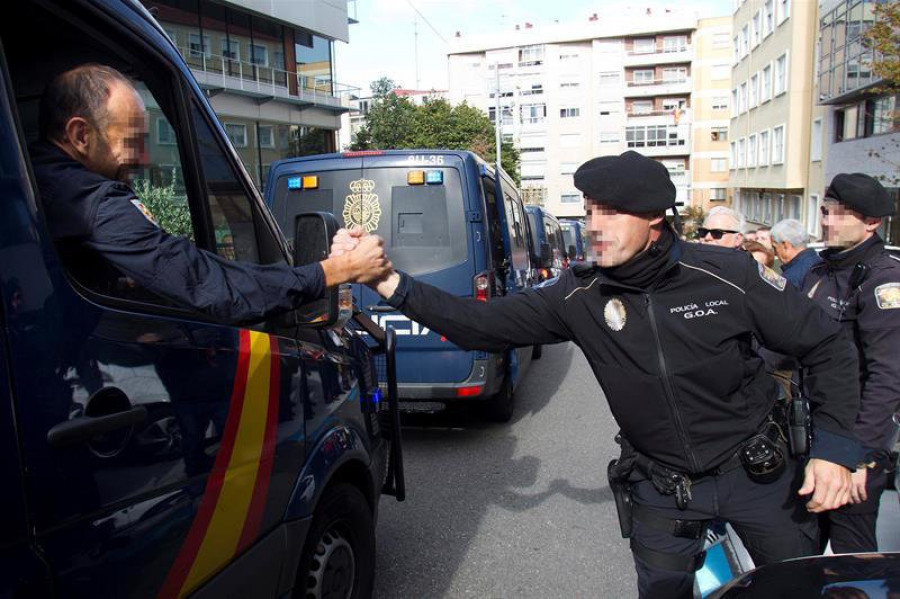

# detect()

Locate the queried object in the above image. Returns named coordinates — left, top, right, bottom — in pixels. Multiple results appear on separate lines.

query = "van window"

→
left=275, top=167, right=467, bottom=277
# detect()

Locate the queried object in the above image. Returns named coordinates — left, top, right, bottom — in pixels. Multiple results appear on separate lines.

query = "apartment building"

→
left=817, top=0, right=899, bottom=243
left=140, top=0, right=357, bottom=190
left=690, top=17, right=735, bottom=212
left=729, top=0, right=819, bottom=233
left=447, top=11, right=702, bottom=218
left=340, top=88, right=449, bottom=150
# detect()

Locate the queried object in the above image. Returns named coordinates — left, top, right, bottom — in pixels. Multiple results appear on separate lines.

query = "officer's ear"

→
left=863, top=217, right=883, bottom=233
left=647, top=211, right=666, bottom=227
left=63, top=116, right=94, bottom=157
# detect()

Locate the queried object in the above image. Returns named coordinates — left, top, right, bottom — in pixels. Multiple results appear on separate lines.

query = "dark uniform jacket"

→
left=803, top=236, right=900, bottom=454
left=387, top=239, right=862, bottom=474
left=29, top=141, right=324, bottom=324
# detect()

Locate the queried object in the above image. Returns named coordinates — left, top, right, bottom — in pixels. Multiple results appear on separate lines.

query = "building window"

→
left=625, top=125, right=687, bottom=148
left=810, top=118, right=823, bottom=161
left=633, top=69, right=655, bottom=84
left=761, top=64, right=773, bottom=102
left=808, top=194, right=821, bottom=236
left=777, top=0, right=790, bottom=25
left=560, top=107, right=581, bottom=118
left=764, top=0, right=775, bottom=36
left=188, top=33, right=210, bottom=58
left=520, top=146, right=546, bottom=153
left=747, top=134, right=757, bottom=167
left=731, top=88, right=739, bottom=116
left=561, top=193, right=582, bottom=204
left=752, top=10, right=762, bottom=47
left=520, top=103, right=547, bottom=124
left=749, top=73, right=759, bottom=108
left=740, top=24, right=749, bottom=57
left=559, top=53, right=579, bottom=61
left=872, top=94, right=899, bottom=135
left=711, top=127, right=729, bottom=141
left=663, top=36, right=687, bottom=52
left=712, top=96, right=729, bottom=110
left=711, top=158, right=727, bottom=172
left=561, top=162, right=577, bottom=175
left=711, top=188, right=727, bottom=201
left=633, top=38, right=657, bottom=54
left=157, top=118, right=176, bottom=145
left=519, top=44, right=545, bottom=66
left=632, top=100, right=654, bottom=114
left=733, top=36, right=740, bottom=64
left=598, top=71, right=621, bottom=85
left=560, top=81, right=580, bottom=89
left=774, top=53, right=788, bottom=96
left=730, top=141, right=737, bottom=168
left=772, top=125, right=785, bottom=164
left=759, top=129, right=770, bottom=165
left=737, top=138, right=746, bottom=168
left=739, top=81, right=748, bottom=113
left=599, top=133, right=620, bottom=143
left=221, top=39, right=240, bottom=61
left=714, top=33, right=731, bottom=48
left=224, top=123, right=247, bottom=147
left=250, top=44, right=269, bottom=67
left=662, top=67, right=688, bottom=82
left=258, top=125, right=275, bottom=149
left=521, top=83, right=544, bottom=96
left=489, top=106, right=514, bottom=126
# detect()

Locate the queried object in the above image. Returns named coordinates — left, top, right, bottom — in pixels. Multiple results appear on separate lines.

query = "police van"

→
left=0, top=1, right=403, bottom=597
left=559, top=219, right=587, bottom=263
left=524, top=205, right=568, bottom=282
left=265, top=150, right=535, bottom=422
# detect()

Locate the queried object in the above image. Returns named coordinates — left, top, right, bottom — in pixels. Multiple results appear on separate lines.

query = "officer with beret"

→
left=333, top=151, right=863, bottom=599
left=803, top=173, right=900, bottom=554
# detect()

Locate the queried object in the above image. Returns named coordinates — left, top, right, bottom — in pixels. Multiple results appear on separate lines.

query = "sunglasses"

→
left=698, top=227, right=739, bottom=240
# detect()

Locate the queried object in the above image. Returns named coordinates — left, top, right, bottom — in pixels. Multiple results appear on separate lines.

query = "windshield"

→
left=274, top=166, right=468, bottom=276
left=560, top=225, right=577, bottom=251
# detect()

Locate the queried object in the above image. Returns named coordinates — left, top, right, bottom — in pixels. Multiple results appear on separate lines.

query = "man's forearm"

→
left=373, top=271, right=401, bottom=299
left=321, top=255, right=352, bottom=288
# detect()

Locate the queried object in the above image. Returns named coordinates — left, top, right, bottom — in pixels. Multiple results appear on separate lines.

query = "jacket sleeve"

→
left=385, top=272, right=573, bottom=352
left=85, top=185, right=325, bottom=324
left=742, top=257, right=863, bottom=468
left=854, top=270, right=900, bottom=453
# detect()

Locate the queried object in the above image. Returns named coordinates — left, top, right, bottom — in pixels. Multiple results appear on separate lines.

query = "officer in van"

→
left=803, top=173, right=900, bottom=554
left=334, top=151, right=864, bottom=599
left=29, top=63, right=390, bottom=323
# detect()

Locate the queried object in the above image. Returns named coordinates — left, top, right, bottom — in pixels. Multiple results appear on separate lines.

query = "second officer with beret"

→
left=333, top=151, right=863, bottom=599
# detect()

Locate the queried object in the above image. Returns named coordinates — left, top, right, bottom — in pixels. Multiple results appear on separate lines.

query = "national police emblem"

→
left=130, top=199, right=159, bottom=227
left=604, top=298, right=627, bottom=331
left=874, top=282, right=900, bottom=310
left=343, top=178, right=382, bottom=233
left=758, top=262, right=787, bottom=291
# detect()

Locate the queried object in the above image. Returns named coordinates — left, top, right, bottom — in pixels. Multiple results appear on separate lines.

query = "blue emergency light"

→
left=287, top=176, right=302, bottom=190
left=425, top=170, right=443, bottom=185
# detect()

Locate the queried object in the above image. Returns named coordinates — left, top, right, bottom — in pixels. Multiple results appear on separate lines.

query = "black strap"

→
left=630, top=538, right=706, bottom=573
left=633, top=503, right=708, bottom=540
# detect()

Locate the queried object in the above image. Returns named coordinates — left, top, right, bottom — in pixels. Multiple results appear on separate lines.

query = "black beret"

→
left=573, top=151, right=676, bottom=213
left=825, top=173, right=895, bottom=217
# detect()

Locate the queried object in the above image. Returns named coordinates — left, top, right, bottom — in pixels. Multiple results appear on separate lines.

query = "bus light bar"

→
left=407, top=170, right=425, bottom=185
left=425, top=170, right=443, bottom=185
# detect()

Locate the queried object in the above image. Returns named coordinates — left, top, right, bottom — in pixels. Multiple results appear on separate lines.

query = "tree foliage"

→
left=351, top=87, right=520, bottom=185
left=133, top=173, right=194, bottom=240
left=864, top=0, right=900, bottom=92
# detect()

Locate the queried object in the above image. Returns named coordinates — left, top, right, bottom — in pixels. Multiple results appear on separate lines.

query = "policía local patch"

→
left=758, top=262, right=786, bottom=291
left=603, top=298, right=627, bottom=331
left=130, top=199, right=159, bottom=227
left=874, top=282, right=900, bottom=310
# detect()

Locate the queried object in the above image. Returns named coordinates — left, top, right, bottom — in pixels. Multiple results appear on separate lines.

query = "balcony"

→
left=624, top=78, right=692, bottom=98
left=624, top=45, right=692, bottom=67
left=521, top=187, right=547, bottom=206
left=177, top=46, right=358, bottom=112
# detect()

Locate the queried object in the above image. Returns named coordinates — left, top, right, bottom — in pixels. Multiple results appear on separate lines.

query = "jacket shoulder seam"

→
left=677, top=261, right=746, bottom=294
left=564, top=277, right=598, bottom=301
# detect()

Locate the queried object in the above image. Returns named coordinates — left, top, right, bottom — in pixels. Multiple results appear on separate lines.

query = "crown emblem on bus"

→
left=344, top=178, right=382, bottom=233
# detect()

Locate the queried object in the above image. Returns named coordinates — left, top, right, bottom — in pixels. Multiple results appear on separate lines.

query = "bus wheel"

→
left=297, top=484, right=374, bottom=599
left=532, top=345, right=543, bottom=360
left=483, top=375, right=514, bottom=423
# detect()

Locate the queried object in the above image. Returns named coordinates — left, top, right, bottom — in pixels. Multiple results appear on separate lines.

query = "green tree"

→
left=133, top=173, right=193, bottom=240
left=864, top=0, right=900, bottom=92
left=370, top=76, right=397, bottom=99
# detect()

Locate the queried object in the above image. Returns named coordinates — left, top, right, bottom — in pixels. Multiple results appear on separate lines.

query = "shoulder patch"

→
left=758, top=262, right=786, bottom=291
left=130, top=199, right=159, bottom=227
left=874, top=282, right=900, bottom=310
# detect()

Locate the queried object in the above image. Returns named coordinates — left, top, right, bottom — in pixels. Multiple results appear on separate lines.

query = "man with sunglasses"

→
left=334, top=151, right=863, bottom=599
left=698, top=206, right=744, bottom=248
left=803, top=173, right=900, bottom=554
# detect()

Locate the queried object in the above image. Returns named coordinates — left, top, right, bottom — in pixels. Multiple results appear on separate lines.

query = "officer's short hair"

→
left=704, top=206, right=746, bottom=234
left=39, top=63, right=132, bottom=142
left=771, top=219, right=808, bottom=248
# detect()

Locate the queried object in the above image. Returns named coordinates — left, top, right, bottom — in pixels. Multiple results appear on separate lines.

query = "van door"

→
left=2, top=4, right=308, bottom=595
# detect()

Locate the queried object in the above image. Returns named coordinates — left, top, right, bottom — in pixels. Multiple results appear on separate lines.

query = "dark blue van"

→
left=0, top=1, right=402, bottom=597
left=559, top=219, right=587, bottom=263
left=524, top=205, right=568, bottom=282
left=265, top=150, right=535, bottom=422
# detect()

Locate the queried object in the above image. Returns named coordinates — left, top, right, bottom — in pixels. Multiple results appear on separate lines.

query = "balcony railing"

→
left=624, top=78, right=692, bottom=97
left=628, top=77, right=689, bottom=87
left=627, top=45, right=689, bottom=56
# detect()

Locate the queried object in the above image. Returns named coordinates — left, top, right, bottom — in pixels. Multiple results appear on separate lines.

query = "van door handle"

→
left=47, top=406, right=148, bottom=448
left=367, top=305, right=395, bottom=313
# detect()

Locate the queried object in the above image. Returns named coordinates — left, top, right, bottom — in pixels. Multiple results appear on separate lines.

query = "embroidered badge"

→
left=130, top=199, right=159, bottom=227
left=874, top=282, right=900, bottom=310
left=603, top=298, right=627, bottom=331
left=343, top=179, right=382, bottom=233
left=758, top=262, right=786, bottom=291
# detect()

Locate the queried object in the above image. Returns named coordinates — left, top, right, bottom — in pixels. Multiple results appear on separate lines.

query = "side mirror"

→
left=568, top=244, right=577, bottom=261
left=294, top=212, right=350, bottom=328
left=539, top=242, right=552, bottom=267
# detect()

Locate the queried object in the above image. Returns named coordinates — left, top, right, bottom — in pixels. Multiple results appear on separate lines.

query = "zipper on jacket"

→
left=645, top=294, right=699, bottom=472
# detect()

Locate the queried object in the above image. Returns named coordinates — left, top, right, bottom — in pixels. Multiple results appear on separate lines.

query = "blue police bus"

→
left=559, top=219, right=587, bottom=263
left=266, top=150, right=535, bottom=422
left=525, top=205, right=568, bottom=282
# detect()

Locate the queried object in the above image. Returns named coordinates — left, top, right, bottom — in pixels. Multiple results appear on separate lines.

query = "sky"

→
left=335, top=0, right=734, bottom=97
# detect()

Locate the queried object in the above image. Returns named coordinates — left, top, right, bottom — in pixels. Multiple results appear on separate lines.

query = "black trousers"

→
left=820, top=461, right=889, bottom=554
left=629, top=460, right=818, bottom=599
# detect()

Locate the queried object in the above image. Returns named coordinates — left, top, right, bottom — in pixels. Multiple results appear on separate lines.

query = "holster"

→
left=607, top=459, right=633, bottom=539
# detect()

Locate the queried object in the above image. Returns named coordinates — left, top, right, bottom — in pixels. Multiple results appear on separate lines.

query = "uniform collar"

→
left=821, top=235, right=883, bottom=270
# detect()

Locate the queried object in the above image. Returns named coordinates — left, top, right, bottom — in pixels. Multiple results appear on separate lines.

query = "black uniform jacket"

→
left=804, top=236, right=900, bottom=454
left=387, top=241, right=863, bottom=474
left=29, top=141, right=324, bottom=324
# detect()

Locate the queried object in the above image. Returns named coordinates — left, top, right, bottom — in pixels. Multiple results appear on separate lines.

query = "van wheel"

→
left=532, top=345, right=543, bottom=360
left=483, top=375, right=514, bottom=423
left=296, top=484, right=374, bottom=599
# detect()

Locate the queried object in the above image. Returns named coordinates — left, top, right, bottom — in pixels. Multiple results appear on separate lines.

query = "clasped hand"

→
left=330, top=227, right=395, bottom=286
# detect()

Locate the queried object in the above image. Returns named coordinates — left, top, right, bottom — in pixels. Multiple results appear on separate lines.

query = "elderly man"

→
left=699, top=206, right=744, bottom=248
left=804, top=173, right=900, bottom=554
left=771, top=219, right=822, bottom=289
left=29, top=63, right=389, bottom=323
left=336, top=151, right=861, bottom=599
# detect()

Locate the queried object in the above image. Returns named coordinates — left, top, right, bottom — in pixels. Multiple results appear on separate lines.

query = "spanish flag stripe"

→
left=181, top=330, right=272, bottom=592
left=157, top=329, right=253, bottom=599
left=237, top=335, right=282, bottom=553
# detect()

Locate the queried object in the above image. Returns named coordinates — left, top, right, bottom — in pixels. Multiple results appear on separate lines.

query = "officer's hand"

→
left=798, top=458, right=852, bottom=513
left=345, top=235, right=392, bottom=284
left=849, top=467, right=868, bottom=504
left=330, top=226, right=365, bottom=258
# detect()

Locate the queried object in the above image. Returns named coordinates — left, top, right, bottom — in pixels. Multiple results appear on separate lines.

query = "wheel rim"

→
left=306, top=526, right=356, bottom=599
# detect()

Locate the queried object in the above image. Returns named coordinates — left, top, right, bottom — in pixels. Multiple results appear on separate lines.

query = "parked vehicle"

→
left=0, top=1, right=403, bottom=596
left=559, top=219, right=587, bottom=263
left=265, top=150, right=535, bottom=422
left=525, top=205, right=568, bottom=282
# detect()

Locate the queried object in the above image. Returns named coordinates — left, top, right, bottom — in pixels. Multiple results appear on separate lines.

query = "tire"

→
left=483, top=375, right=514, bottom=423
left=295, top=484, right=375, bottom=599
left=531, top=345, right=543, bottom=360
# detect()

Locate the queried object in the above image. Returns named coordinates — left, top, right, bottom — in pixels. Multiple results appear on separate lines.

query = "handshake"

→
left=323, top=227, right=400, bottom=296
